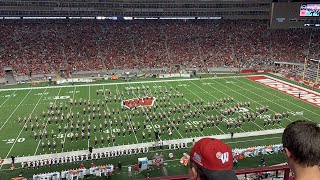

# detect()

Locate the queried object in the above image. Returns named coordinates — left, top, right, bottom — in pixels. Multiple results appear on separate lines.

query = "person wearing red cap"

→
left=189, top=138, right=238, bottom=180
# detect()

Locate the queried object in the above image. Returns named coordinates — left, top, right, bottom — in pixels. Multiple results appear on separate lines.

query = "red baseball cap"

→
left=190, top=138, right=238, bottom=180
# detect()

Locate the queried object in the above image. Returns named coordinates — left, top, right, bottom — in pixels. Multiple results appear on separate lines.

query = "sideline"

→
left=0, top=128, right=284, bottom=166
left=0, top=75, right=254, bottom=92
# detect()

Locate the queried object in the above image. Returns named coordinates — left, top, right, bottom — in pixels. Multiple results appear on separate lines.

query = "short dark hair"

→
left=190, top=161, right=208, bottom=180
left=282, top=120, right=320, bottom=167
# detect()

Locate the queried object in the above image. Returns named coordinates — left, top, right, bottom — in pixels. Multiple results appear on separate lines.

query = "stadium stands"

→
left=0, top=20, right=319, bottom=78
left=0, top=69, right=4, bottom=78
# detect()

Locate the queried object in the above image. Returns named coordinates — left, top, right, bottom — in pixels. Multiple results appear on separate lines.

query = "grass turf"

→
left=0, top=74, right=319, bottom=178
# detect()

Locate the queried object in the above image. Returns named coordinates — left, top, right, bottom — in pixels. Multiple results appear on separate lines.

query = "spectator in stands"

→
left=282, top=120, right=320, bottom=180
left=189, top=138, right=238, bottom=180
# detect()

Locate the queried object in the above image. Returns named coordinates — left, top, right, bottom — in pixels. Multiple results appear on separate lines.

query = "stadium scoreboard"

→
left=271, top=2, right=320, bottom=29
left=300, top=4, right=320, bottom=17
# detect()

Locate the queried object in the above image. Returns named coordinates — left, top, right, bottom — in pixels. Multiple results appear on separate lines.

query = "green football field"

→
left=0, top=74, right=319, bottom=168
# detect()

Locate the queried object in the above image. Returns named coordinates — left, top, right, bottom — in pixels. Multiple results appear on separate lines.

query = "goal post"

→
left=302, top=58, right=320, bottom=85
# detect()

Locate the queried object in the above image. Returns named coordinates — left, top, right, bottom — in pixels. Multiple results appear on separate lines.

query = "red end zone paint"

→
left=246, top=76, right=320, bottom=108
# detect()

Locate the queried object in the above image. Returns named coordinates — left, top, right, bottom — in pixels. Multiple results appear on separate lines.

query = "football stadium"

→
left=0, top=0, right=320, bottom=180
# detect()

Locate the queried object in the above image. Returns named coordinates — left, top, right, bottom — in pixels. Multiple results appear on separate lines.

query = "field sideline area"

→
left=0, top=74, right=319, bottom=170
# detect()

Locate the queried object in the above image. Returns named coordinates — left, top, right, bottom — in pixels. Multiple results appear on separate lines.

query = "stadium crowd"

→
left=0, top=21, right=319, bottom=77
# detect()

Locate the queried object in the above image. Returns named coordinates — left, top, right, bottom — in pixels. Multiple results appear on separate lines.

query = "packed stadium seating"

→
left=0, top=21, right=319, bottom=77
left=0, top=69, right=4, bottom=78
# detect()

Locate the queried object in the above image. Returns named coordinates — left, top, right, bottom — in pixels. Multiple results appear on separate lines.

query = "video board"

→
left=300, top=4, right=320, bottom=17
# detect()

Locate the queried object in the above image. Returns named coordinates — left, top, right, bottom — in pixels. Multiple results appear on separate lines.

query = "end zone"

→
left=246, top=76, right=320, bottom=108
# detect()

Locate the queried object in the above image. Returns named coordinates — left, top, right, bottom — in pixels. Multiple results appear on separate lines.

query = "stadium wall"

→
left=0, top=0, right=271, bottom=20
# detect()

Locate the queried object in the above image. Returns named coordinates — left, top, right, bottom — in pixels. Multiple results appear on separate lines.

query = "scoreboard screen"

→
left=300, top=4, right=320, bottom=17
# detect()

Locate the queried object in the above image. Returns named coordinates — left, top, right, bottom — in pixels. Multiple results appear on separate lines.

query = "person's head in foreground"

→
left=282, top=120, right=320, bottom=180
left=189, top=138, right=238, bottom=180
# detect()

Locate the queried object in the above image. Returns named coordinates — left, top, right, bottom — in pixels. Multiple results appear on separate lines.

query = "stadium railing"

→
left=137, top=164, right=291, bottom=180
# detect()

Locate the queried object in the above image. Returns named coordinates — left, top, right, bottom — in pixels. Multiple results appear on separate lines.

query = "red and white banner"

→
left=246, top=76, right=320, bottom=108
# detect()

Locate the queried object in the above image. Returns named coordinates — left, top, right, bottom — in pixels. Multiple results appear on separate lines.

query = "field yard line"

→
left=232, top=78, right=313, bottom=122
left=0, top=88, right=48, bottom=169
left=131, top=83, right=167, bottom=140
left=241, top=77, right=320, bottom=117
left=162, top=82, right=205, bottom=136
left=61, top=86, right=77, bottom=152
left=0, top=128, right=285, bottom=165
left=126, top=83, right=159, bottom=137
left=191, top=80, right=266, bottom=130
left=88, top=86, right=90, bottom=149
left=209, top=81, right=282, bottom=129
left=33, top=87, right=62, bottom=155
left=115, top=84, right=139, bottom=144
left=172, top=81, right=245, bottom=133
left=175, top=81, right=226, bottom=134
left=0, top=89, right=32, bottom=131
left=267, top=75, right=320, bottom=95
left=89, top=86, right=90, bottom=101
left=102, top=85, right=115, bottom=146
left=226, top=136, right=282, bottom=144
left=201, top=80, right=282, bottom=129
left=0, top=75, right=250, bottom=92
left=189, top=80, right=248, bottom=133
left=140, top=82, right=183, bottom=139
left=0, top=90, right=17, bottom=108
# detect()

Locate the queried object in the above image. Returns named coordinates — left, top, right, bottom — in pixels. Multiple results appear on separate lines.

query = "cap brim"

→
left=201, top=167, right=238, bottom=180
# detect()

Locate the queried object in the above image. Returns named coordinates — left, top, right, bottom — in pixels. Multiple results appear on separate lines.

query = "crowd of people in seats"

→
left=0, top=20, right=320, bottom=77
left=60, top=24, right=105, bottom=73
left=0, top=69, right=4, bottom=78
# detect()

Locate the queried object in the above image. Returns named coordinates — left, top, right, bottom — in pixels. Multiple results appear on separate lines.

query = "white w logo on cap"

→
left=217, top=152, right=229, bottom=164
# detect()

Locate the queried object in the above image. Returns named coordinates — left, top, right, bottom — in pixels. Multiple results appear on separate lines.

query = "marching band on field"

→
left=18, top=86, right=289, bottom=151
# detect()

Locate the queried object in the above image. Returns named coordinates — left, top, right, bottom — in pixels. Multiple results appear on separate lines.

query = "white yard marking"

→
left=62, top=86, right=77, bottom=152
left=233, top=78, right=314, bottom=122
left=240, top=77, right=320, bottom=117
left=160, top=82, right=205, bottom=136
left=0, top=88, right=48, bottom=169
left=88, top=86, right=90, bottom=101
left=217, top=82, right=284, bottom=128
left=190, top=80, right=266, bottom=130
left=227, top=136, right=282, bottom=144
left=140, top=82, right=183, bottom=139
left=176, top=81, right=228, bottom=133
left=0, top=90, right=17, bottom=108
left=115, top=84, right=139, bottom=144
left=0, top=75, right=249, bottom=92
left=103, top=85, right=115, bottom=146
left=199, top=80, right=281, bottom=129
left=0, top=90, right=32, bottom=131
left=33, top=87, right=62, bottom=155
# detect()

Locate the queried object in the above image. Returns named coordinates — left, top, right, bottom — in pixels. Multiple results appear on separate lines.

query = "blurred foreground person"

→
left=282, top=120, right=320, bottom=180
left=189, top=138, right=238, bottom=180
